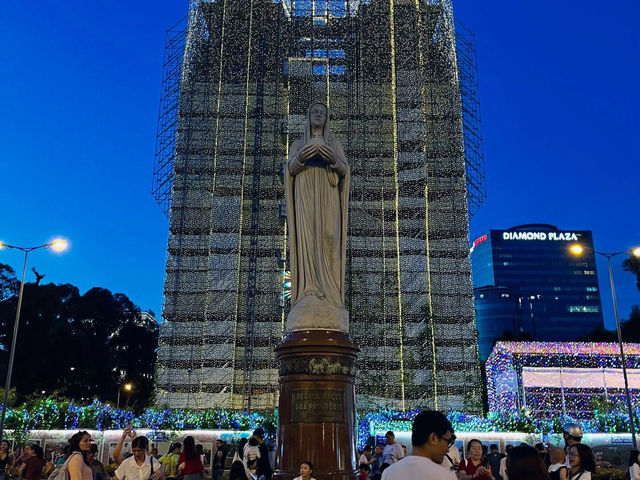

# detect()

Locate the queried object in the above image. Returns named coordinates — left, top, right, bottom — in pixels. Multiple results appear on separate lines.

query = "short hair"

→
left=506, top=445, right=550, bottom=480
left=363, top=445, right=371, bottom=451
left=506, top=444, right=514, bottom=454
left=253, top=428, right=265, bottom=438
left=467, top=439, right=482, bottom=450
left=490, top=444, right=498, bottom=451
left=301, top=460, right=313, bottom=471
left=411, top=410, right=453, bottom=448
left=132, top=436, right=149, bottom=450
left=570, top=444, right=595, bottom=473
left=90, top=444, right=98, bottom=454
left=385, top=431, right=394, bottom=437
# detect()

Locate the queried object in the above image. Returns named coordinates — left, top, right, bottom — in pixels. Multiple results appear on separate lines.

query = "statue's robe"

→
left=284, top=106, right=350, bottom=332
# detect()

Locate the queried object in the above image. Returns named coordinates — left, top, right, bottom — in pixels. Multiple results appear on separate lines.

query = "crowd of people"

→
left=358, top=414, right=616, bottom=480
left=1, top=415, right=640, bottom=480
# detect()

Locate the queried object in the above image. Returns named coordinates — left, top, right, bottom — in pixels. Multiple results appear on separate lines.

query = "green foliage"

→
left=0, top=388, right=18, bottom=408
left=579, top=325, right=618, bottom=342
left=622, top=306, right=640, bottom=343
left=1, top=400, right=278, bottom=436
left=622, top=254, right=640, bottom=292
left=593, top=468, right=626, bottom=480
left=0, top=282, right=158, bottom=407
left=0, top=263, right=18, bottom=302
left=579, top=306, right=640, bottom=343
left=489, top=408, right=537, bottom=433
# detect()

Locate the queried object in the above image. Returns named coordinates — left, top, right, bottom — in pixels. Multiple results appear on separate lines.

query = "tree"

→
left=0, top=263, right=18, bottom=302
left=0, top=281, right=158, bottom=408
left=578, top=324, right=618, bottom=342
left=623, top=254, right=640, bottom=292
left=622, top=306, right=640, bottom=342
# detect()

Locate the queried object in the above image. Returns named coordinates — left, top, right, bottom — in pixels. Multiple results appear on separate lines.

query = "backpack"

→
left=48, top=452, right=81, bottom=480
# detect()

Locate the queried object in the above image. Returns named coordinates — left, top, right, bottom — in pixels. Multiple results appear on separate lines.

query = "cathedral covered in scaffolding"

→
left=153, top=0, right=486, bottom=413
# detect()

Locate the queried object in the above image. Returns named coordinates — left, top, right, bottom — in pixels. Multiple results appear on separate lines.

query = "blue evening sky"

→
left=1, top=1, right=638, bottom=330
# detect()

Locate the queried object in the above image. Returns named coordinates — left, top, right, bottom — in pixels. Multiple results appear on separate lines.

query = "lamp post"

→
left=116, top=383, right=133, bottom=409
left=570, top=243, right=640, bottom=449
left=0, top=239, right=68, bottom=441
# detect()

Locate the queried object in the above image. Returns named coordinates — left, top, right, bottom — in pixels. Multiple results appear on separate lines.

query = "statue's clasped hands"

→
left=298, top=141, right=336, bottom=166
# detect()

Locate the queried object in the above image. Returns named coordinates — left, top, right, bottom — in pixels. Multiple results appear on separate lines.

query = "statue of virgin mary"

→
left=284, top=103, right=350, bottom=333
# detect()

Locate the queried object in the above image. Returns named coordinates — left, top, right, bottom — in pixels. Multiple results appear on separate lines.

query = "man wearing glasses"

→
left=381, top=410, right=458, bottom=479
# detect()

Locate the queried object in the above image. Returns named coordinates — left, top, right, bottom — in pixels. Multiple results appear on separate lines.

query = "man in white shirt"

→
left=499, top=444, right=513, bottom=480
left=381, top=411, right=457, bottom=480
left=441, top=443, right=460, bottom=471
left=114, top=437, right=164, bottom=480
left=382, top=431, right=404, bottom=465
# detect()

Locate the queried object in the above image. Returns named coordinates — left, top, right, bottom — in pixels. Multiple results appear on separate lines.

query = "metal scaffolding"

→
left=153, top=0, right=486, bottom=413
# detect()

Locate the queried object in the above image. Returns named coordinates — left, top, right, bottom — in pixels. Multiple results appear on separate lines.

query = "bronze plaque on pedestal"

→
left=291, top=389, right=345, bottom=423
left=274, top=330, right=359, bottom=480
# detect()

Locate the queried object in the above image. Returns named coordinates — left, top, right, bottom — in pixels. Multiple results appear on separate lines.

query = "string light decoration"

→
left=152, top=0, right=487, bottom=413
left=3, top=399, right=638, bottom=442
left=487, top=342, right=640, bottom=420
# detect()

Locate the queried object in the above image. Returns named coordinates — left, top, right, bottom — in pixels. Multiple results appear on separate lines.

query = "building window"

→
left=568, top=305, right=600, bottom=313
left=583, top=270, right=595, bottom=275
left=586, top=286, right=598, bottom=292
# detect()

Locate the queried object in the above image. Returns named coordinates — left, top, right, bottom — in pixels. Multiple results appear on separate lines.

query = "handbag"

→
left=147, top=456, right=155, bottom=480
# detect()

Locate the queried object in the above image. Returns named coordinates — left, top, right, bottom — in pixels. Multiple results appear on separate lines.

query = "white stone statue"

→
left=284, top=103, right=350, bottom=333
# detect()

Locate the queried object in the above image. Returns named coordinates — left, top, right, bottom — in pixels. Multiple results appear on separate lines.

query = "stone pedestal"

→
left=273, top=330, right=358, bottom=480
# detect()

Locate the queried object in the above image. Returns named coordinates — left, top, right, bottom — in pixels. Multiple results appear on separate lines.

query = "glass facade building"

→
left=471, top=224, right=603, bottom=360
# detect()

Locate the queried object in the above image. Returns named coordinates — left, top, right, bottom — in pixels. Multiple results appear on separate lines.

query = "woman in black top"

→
left=229, top=461, right=249, bottom=480
left=0, top=441, right=13, bottom=480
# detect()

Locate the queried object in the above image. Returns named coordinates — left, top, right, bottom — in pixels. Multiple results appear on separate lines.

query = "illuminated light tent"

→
left=152, top=0, right=486, bottom=412
left=487, top=342, right=640, bottom=418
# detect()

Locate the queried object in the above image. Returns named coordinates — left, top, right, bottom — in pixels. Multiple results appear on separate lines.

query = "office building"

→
left=471, top=224, right=604, bottom=359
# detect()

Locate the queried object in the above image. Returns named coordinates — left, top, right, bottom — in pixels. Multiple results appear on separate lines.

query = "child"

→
left=548, top=446, right=568, bottom=480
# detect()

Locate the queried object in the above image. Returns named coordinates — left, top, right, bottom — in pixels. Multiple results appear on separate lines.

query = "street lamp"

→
left=570, top=243, right=640, bottom=448
left=0, top=239, right=68, bottom=441
left=117, top=382, right=133, bottom=409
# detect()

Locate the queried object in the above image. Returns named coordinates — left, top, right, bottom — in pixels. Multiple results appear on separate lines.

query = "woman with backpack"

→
left=64, top=431, right=93, bottom=480
left=159, top=443, right=181, bottom=480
